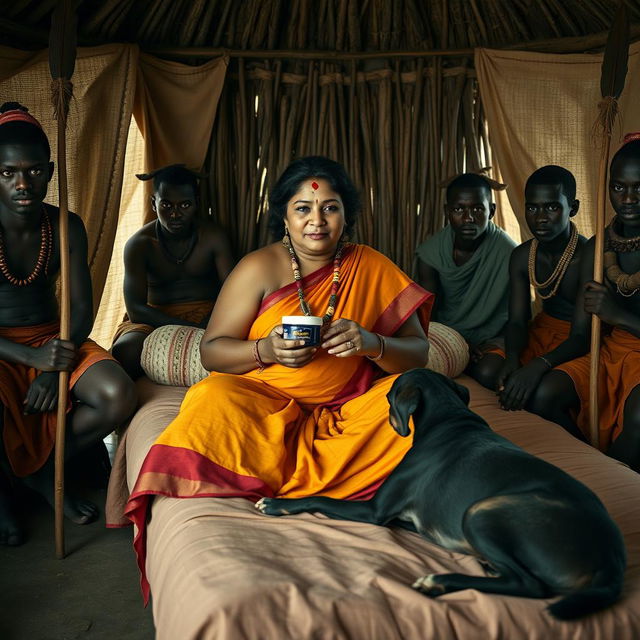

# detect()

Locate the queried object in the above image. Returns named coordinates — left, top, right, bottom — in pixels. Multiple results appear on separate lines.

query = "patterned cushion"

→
left=141, top=325, right=209, bottom=387
left=140, top=321, right=469, bottom=387
left=426, top=322, right=469, bottom=378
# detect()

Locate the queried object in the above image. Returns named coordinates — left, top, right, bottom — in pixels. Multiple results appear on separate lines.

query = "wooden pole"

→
left=589, top=0, right=629, bottom=449
left=589, top=140, right=610, bottom=449
left=49, top=0, right=77, bottom=560
left=54, top=116, right=70, bottom=559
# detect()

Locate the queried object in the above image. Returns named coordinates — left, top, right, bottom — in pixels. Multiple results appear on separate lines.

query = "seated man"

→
left=416, top=173, right=516, bottom=382
left=533, top=135, right=640, bottom=470
left=0, top=102, right=137, bottom=545
left=111, top=165, right=234, bottom=379
left=483, top=166, right=587, bottom=415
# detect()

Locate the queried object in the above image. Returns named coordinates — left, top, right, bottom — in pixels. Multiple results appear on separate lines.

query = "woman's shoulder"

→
left=228, top=242, right=284, bottom=286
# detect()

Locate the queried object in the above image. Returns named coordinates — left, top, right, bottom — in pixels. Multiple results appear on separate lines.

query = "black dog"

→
left=256, top=368, right=626, bottom=620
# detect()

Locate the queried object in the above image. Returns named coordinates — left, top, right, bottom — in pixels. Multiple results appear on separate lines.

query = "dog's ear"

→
left=447, top=378, right=470, bottom=405
left=388, top=386, right=420, bottom=437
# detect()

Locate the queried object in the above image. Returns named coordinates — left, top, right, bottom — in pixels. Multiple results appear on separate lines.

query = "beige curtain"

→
left=476, top=42, right=640, bottom=240
left=0, top=43, right=138, bottom=311
left=133, top=53, right=228, bottom=221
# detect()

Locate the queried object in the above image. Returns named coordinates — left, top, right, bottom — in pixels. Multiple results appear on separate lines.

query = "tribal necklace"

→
left=0, top=206, right=52, bottom=286
left=527, top=222, right=579, bottom=300
left=155, top=219, right=198, bottom=265
left=604, top=218, right=640, bottom=297
left=283, top=231, right=344, bottom=324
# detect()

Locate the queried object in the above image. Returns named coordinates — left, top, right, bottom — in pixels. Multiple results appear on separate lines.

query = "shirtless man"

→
left=111, top=164, right=234, bottom=379
left=486, top=166, right=587, bottom=418
left=0, top=102, right=136, bottom=545
left=534, top=135, right=640, bottom=469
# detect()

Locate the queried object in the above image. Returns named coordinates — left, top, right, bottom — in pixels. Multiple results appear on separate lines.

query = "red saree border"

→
left=372, top=281, right=433, bottom=336
left=125, top=444, right=275, bottom=603
left=258, top=244, right=356, bottom=315
left=326, top=282, right=433, bottom=407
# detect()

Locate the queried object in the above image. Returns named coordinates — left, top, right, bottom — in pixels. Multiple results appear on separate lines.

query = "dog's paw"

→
left=412, top=574, right=447, bottom=597
left=254, top=497, right=291, bottom=516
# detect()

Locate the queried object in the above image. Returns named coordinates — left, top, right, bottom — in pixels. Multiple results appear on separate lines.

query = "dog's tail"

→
left=547, top=568, right=624, bottom=620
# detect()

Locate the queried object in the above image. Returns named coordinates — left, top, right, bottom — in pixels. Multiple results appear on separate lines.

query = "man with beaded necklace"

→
left=532, top=134, right=640, bottom=470
left=0, top=102, right=136, bottom=546
left=480, top=165, right=588, bottom=424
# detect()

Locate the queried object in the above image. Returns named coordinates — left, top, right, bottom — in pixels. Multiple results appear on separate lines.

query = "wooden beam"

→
left=144, top=24, right=640, bottom=60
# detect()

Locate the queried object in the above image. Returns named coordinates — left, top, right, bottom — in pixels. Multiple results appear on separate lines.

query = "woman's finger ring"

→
left=347, top=340, right=353, bottom=349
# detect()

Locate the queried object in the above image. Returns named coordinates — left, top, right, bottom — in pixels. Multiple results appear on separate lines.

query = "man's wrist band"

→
left=367, top=333, right=385, bottom=361
left=253, top=338, right=266, bottom=372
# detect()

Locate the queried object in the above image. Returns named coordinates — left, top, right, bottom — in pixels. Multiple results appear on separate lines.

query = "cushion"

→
left=140, top=322, right=469, bottom=387
left=141, top=325, right=209, bottom=387
left=426, top=322, right=469, bottom=378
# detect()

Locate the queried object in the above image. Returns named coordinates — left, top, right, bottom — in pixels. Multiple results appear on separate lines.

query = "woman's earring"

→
left=282, top=227, right=291, bottom=248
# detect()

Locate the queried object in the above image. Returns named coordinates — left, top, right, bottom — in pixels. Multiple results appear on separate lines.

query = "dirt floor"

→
left=0, top=444, right=155, bottom=640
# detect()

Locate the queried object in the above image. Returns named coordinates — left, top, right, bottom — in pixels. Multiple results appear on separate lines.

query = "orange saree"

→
left=125, top=244, right=433, bottom=601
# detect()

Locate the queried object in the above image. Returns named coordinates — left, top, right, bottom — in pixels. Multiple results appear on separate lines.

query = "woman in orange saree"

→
left=126, top=157, right=433, bottom=600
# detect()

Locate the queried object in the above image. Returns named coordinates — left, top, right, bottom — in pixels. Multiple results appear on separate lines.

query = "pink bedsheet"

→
left=107, top=375, right=640, bottom=640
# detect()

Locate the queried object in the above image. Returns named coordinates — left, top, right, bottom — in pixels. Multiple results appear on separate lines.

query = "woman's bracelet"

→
left=367, top=333, right=385, bottom=361
left=253, top=338, right=266, bottom=372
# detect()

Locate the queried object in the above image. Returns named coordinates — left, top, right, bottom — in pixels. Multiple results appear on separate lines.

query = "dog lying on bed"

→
left=256, top=368, right=626, bottom=620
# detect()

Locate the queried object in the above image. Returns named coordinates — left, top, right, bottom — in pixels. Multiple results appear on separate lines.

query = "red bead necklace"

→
left=0, top=206, right=52, bottom=286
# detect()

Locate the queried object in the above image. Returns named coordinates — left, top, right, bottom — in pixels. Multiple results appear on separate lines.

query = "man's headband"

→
left=622, top=132, right=640, bottom=146
left=0, top=108, right=43, bottom=130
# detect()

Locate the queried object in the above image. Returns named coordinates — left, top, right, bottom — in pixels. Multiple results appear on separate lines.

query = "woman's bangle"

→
left=253, top=338, right=266, bottom=372
left=367, top=333, right=385, bottom=361
left=537, top=355, right=553, bottom=369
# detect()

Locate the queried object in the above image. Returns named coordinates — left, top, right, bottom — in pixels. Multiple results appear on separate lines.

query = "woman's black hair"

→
left=0, top=102, right=51, bottom=159
left=268, top=156, right=361, bottom=239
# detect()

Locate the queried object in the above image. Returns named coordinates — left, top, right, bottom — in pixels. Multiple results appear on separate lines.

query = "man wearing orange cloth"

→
left=480, top=166, right=587, bottom=426
left=111, top=164, right=234, bottom=379
left=533, top=135, right=640, bottom=470
left=0, top=102, right=136, bottom=546
left=123, top=156, right=434, bottom=601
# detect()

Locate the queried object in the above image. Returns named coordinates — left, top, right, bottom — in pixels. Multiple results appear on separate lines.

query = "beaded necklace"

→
left=0, top=206, right=52, bottom=286
left=606, top=216, right=640, bottom=253
left=283, top=231, right=344, bottom=324
left=604, top=218, right=640, bottom=297
left=527, top=222, right=578, bottom=300
left=155, top=219, right=198, bottom=265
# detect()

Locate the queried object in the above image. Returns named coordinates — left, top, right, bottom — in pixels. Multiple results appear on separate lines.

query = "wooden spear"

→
left=589, top=1, right=629, bottom=449
left=48, top=0, right=77, bottom=559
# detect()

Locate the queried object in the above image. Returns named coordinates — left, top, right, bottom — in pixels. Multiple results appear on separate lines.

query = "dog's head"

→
left=386, top=369, right=470, bottom=437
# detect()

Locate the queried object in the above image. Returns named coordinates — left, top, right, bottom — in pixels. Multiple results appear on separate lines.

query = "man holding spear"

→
left=0, top=103, right=136, bottom=546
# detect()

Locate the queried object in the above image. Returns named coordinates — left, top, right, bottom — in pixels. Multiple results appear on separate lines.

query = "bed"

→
left=106, top=375, right=640, bottom=640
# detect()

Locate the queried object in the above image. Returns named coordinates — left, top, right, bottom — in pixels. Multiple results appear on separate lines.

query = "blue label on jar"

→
left=282, top=323, right=321, bottom=346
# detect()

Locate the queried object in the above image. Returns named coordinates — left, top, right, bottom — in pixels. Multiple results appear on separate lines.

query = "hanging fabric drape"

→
left=133, top=53, right=228, bottom=222
left=0, top=43, right=138, bottom=311
left=475, top=43, right=640, bottom=239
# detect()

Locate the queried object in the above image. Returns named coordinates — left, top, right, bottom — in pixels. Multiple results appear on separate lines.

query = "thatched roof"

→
left=1, top=0, right=639, bottom=54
